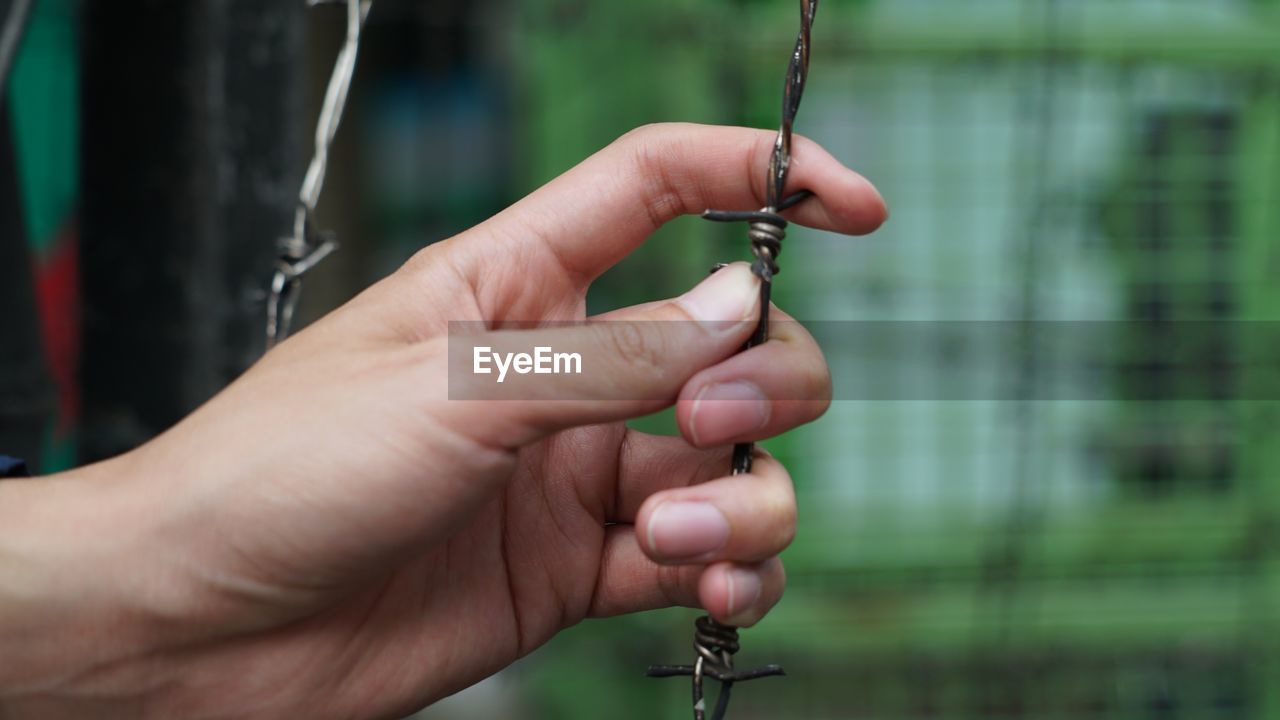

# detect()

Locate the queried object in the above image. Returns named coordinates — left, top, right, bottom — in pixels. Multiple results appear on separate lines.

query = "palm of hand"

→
left=196, top=430, right=640, bottom=720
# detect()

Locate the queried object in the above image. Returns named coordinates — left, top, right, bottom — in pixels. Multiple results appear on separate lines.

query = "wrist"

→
left=0, top=458, right=164, bottom=698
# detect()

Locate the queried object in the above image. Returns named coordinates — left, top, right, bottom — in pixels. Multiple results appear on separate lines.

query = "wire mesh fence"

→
left=421, top=0, right=1280, bottom=718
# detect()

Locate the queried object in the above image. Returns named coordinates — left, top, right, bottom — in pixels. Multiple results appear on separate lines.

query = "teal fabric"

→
left=9, top=0, right=78, bottom=256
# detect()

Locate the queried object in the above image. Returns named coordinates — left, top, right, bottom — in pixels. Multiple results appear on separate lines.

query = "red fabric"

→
left=31, top=221, right=80, bottom=435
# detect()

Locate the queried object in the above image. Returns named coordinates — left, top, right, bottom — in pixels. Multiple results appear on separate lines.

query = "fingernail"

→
left=690, top=382, right=770, bottom=446
left=676, top=263, right=759, bottom=330
left=725, top=567, right=763, bottom=621
left=646, top=501, right=731, bottom=561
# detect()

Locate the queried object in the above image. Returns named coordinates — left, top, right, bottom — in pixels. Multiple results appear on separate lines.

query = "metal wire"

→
left=983, top=0, right=1063, bottom=647
left=648, top=1, right=818, bottom=718
left=648, top=617, right=786, bottom=720
left=0, top=0, right=33, bottom=101
left=266, top=0, right=373, bottom=350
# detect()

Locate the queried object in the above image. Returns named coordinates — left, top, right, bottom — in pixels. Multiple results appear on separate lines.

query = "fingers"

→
left=593, top=437, right=798, bottom=626
left=471, top=123, right=887, bottom=285
left=445, top=264, right=763, bottom=449
left=698, top=558, right=786, bottom=627
left=634, top=452, right=796, bottom=566
left=589, top=525, right=786, bottom=627
left=593, top=304, right=832, bottom=449
left=675, top=307, right=831, bottom=448
left=612, top=433, right=732, bottom=522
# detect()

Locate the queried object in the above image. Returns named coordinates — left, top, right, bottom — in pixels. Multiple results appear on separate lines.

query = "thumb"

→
left=445, top=263, right=761, bottom=449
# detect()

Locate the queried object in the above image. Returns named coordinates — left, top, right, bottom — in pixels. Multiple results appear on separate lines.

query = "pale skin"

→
left=0, top=123, right=886, bottom=719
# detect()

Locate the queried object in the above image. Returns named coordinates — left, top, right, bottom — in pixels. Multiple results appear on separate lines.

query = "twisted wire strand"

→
left=705, top=0, right=817, bottom=290
left=650, top=3, right=818, bottom=719
left=694, top=614, right=740, bottom=667
left=766, top=0, right=817, bottom=210
left=648, top=617, right=784, bottom=720
left=266, top=0, right=373, bottom=350
left=704, top=0, right=819, bottom=473
left=694, top=617, right=738, bottom=720
left=297, top=0, right=373, bottom=224
left=702, top=188, right=810, bottom=282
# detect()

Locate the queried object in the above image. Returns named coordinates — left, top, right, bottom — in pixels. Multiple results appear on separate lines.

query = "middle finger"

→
left=676, top=307, right=831, bottom=448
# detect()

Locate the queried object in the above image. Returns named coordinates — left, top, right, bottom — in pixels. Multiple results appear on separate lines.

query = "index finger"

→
left=471, top=122, right=887, bottom=286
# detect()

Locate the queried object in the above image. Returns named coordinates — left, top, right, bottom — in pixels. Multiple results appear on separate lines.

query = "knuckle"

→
left=617, top=124, right=695, bottom=229
left=617, top=122, right=666, bottom=147
left=616, top=122, right=695, bottom=151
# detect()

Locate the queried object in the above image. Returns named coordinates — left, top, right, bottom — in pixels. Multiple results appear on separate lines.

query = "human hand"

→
left=0, top=123, right=885, bottom=718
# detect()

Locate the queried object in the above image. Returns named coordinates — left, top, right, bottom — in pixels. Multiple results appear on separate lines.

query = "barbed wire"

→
left=648, top=2, right=819, bottom=719
left=266, top=0, right=373, bottom=350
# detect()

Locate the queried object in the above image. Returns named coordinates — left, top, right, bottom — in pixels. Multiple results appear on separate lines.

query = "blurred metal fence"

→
left=490, top=1, right=1280, bottom=718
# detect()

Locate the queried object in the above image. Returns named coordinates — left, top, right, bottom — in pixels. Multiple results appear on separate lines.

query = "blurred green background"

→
left=7, top=0, right=1280, bottom=717
left=407, top=1, right=1280, bottom=718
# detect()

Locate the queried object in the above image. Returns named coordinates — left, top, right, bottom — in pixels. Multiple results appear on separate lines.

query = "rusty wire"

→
left=266, top=0, right=372, bottom=350
left=647, top=1, right=819, bottom=718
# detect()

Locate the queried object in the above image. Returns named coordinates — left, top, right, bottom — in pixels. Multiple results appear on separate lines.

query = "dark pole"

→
left=79, top=1, right=304, bottom=462
left=0, top=105, right=51, bottom=467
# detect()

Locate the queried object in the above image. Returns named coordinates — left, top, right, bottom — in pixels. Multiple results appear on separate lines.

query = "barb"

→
left=266, top=0, right=373, bottom=350
left=647, top=617, right=785, bottom=720
left=708, top=0, right=817, bottom=477
left=649, top=2, right=818, bottom=719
